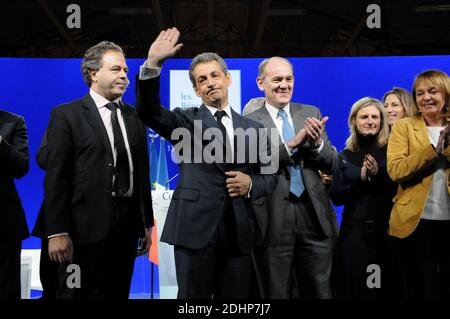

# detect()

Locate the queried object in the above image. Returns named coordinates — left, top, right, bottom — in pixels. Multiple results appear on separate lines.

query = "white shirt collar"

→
left=265, top=102, right=291, bottom=120
left=89, top=89, right=122, bottom=109
left=204, top=104, right=233, bottom=119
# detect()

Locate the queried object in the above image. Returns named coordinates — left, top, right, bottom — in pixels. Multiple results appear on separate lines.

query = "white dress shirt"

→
left=204, top=104, right=235, bottom=158
left=90, top=89, right=134, bottom=197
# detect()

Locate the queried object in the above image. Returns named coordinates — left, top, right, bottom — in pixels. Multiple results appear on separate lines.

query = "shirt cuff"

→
left=48, top=232, right=69, bottom=239
left=246, top=178, right=253, bottom=198
left=284, top=143, right=293, bottom=156
left=139, top=65, right=162, bottom=80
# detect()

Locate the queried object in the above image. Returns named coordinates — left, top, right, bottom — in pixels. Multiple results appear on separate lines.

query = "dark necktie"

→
left=105, top=102, right=130, bottom=196
left=214, top=110, right=232, bottom=164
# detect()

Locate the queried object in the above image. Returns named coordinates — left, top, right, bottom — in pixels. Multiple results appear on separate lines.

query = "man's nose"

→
left=279, top=79, right=288, bottom=88
left=207, top=76, right=218, bottom=87
left=119, top=70, right=127, bottom=78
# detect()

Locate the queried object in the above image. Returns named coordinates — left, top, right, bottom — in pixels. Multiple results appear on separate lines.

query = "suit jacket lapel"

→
left=0, top=112, right=6, bottom=127
left=121, top=103, right=137, bottom=151
left=252, top=105, right=282, bottom=143
left=198, top=105, right=227, bottom=171
left=82, top=94, right=113, bottom=159
left=290, top=103, right=307, bottom=133
left=231, top=108, right=248, bottom=131
left=251, top=105, right=293, bottom=164
left=413, top=114, right=432, bottom=147
left=198, top=104, right=220, bottom=130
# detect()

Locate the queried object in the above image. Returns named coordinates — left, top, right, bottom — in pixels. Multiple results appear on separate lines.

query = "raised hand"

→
left=145, top=27, right=184, bottom=68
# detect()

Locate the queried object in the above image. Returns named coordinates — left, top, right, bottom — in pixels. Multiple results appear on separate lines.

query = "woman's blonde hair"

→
left=383, top=87, right=417, bottom=119
left=345, top=97, right=389, bottom=152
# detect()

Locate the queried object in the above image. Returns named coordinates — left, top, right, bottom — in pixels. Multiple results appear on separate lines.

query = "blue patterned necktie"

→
left=278, top=109, right=305, bottom=197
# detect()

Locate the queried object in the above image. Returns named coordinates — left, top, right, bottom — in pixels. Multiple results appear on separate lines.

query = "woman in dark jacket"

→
left=330, top=97, right=396, bottom=299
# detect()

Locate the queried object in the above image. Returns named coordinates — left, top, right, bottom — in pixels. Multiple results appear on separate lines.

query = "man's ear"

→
left=256, top=77, right=265, bottom=92
left=90, top=69, right=98, bottom=84
left=226, top=72, right=232, bottom=88
left=193, top=85, right=201, bottom=97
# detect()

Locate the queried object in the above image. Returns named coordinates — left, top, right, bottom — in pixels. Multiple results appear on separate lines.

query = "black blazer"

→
left=31, top=129, right=48, bottom=239
left=41, top=94, right=153, bottom=244
left=0, top=110, right=30, bottom=244
left=136, top=76, right=276, bottom=254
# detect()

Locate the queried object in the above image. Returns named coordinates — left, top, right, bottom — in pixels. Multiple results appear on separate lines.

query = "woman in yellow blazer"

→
left=387, top=69, right=450, bottom=299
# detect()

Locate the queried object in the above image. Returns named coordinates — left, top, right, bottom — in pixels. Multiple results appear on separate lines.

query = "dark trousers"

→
left=0, top=241, right=21, bottom=299
left=54, top=198, right=139, bottom=299
left=399, top=219, right=450, bottom=299
left=174, top=205, right=254, bottom=299
left=267, top=192, right=335, bottom=299
left=39, top=237, right=58, bottom=299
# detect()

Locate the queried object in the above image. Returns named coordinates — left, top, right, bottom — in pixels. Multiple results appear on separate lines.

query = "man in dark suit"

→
left=136, top=28, right=277, bottom=299
left=31, top=130, right=59, bottom=299
left=0, top=110, right=30, bottom=299
left=245, top=57, right=339, bottom=298
left=40, top=41, right=153, bottom=299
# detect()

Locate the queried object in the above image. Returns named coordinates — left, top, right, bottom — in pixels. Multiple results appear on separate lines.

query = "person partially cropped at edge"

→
left=0, top=109, right=30, bottom=299
left=387, top=69, right=450, bottom=299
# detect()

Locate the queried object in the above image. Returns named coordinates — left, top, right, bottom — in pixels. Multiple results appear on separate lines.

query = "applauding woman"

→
left=330, top=97, right=396, bottom=299
left=387, top=69, right=450, bottom=299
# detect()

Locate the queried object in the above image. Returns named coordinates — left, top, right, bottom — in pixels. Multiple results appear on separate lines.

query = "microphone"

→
left=165, top=174, right=179, bottom=190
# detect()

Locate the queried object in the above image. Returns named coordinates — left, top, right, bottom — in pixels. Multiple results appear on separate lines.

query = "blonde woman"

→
left=330, top=97, right=396, bottom=299
left=383, top=87, right=416, bottom=128
left=387, top=69, right=450, bottom=299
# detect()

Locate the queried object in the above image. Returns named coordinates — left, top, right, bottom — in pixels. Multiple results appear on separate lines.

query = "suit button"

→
left=221, top=195, right=226, bottom=201
left=108, top=163, right=113, bottom=167
left=106, top=188, right=110, bottom=192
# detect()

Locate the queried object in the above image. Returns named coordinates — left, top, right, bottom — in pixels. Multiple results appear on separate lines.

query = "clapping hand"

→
left=361, top=154, right=378, bottom=182
left=304, top=116, right=329, bottom=147
left=436, top=123, right=449, bottom=154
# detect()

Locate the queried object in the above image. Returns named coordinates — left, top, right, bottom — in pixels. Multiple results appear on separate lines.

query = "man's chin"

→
left=208, top=97, right=223, bottom=107
left=112, top=90, right=125, bottom=99
left=273, top=101, right=290, bottom=108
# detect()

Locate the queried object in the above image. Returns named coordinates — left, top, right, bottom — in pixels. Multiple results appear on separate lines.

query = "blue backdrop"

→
left=1, top=55, right=449, bottom=296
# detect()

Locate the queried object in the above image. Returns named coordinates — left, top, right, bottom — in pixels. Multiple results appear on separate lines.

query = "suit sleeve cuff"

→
left=139, top=65, right=162, bottom=80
